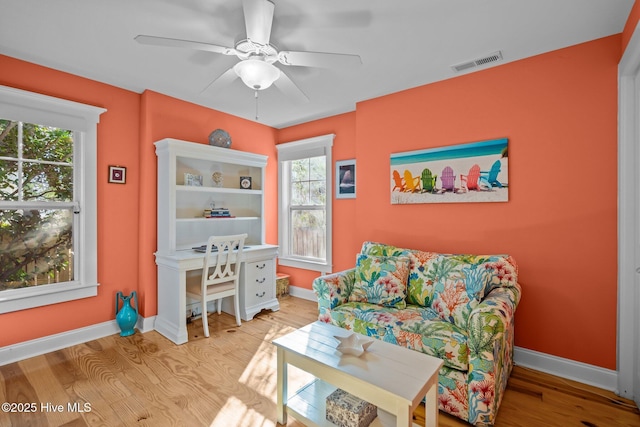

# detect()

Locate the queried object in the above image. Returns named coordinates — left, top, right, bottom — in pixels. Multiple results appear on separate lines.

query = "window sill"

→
left=278, top=256, right=332, bottom=273
left=0, top=282, right=99, bottom=314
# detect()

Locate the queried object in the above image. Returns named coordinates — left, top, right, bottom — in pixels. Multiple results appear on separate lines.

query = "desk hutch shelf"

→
left=155, top=138, right=268, bottom=252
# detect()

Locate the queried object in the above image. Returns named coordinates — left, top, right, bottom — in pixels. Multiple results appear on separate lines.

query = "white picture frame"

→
left=184, top=173, right=203, bottom=186
left=336, top=159, right=356, bottom=199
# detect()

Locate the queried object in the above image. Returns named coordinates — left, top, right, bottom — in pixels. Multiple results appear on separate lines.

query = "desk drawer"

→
left=244, top=260, right=275, bottom=306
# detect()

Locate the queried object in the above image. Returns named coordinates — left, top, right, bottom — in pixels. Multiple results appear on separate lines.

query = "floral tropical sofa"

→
left=312, top=242, right=521, bottom=426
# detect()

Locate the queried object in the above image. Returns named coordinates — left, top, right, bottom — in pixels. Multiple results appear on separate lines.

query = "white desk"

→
left=272, top=322, right=443, bottom=427
left=154, top=244, right=279, bottom=344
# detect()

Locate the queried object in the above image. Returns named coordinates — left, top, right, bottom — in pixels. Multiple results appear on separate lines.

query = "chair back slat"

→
left=202, top=234, right=247, bottom=290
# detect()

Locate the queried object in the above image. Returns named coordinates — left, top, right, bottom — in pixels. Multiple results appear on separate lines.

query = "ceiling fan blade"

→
left=242, top=0, right=274, bottom=46
left=278, top=50, right=362, bottom=68
left=200, top=66, right=239, bottom=93
left=273, top=71, right=309, bottom=104
left=135, top=35, right=237, bottom=56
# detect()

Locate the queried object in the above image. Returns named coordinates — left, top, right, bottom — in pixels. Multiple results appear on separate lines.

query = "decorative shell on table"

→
left=333, top=333, right=374, bottom=357
left=209, top=129, right=232, bottom=148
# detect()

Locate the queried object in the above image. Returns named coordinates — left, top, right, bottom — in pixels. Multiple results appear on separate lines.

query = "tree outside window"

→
left=0, top=119, right=75, bottom=290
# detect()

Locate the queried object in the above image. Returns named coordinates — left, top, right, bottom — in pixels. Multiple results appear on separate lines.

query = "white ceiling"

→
left=0, top=0, right=634, bottom=128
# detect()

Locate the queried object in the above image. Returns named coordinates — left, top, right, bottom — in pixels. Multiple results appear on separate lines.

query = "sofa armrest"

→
left=465, top=282, right=521, bottom=425
left=312, top=268, right=356, bottom=321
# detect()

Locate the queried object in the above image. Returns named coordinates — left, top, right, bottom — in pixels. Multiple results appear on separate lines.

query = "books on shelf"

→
left=203, top=208, right=234, bottom=218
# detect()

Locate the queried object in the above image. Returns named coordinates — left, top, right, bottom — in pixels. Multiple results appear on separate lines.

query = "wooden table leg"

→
left=424, top=383, right=438, bottom=427
left=276, top=347, right=288, bottom=425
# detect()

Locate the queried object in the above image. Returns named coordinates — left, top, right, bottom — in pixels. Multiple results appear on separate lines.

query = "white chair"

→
left=186, top=233, right=247, bottom=337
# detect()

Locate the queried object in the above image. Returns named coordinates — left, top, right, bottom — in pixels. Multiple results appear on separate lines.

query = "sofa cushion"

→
left=482, top=255, right=519, bottom=293
left=349, top=254, right=410, bottom=308
left=406, top=252, right=517, bottom=328
left=360, top=241, right=412, bottom=258
left=327, top=301, right=470, bottom=371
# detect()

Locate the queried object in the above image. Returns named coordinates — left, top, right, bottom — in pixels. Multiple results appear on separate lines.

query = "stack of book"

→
left=204, top=208, right=234, bottom=218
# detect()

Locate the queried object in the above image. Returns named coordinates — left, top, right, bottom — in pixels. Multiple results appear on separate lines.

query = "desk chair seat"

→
left=186, top=233, right=247, bottom=337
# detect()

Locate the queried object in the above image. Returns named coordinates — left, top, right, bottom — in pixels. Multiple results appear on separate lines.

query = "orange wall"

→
left=0, top=55, right=141, bottom=347
left=622, top=0, right=640, bottom=52
left=137, top=90, right=277, bottom=316
left=278, top=35, right=620, bottom=370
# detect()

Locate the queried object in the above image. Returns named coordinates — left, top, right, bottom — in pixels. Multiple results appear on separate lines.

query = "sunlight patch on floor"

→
left=209, top=395, right=273, bottom=427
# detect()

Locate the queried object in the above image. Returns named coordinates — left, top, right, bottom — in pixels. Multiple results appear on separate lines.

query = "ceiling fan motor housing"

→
left=235, top=39, right=278, bottom=61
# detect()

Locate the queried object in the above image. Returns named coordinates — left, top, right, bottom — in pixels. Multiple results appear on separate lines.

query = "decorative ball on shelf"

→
left=209, top=129, right=232, bottom=148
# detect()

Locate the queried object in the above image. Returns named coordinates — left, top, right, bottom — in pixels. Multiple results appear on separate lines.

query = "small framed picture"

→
left=184, top=173, right=203, bottom=186
left=336, top=159, right=356, bottom=199
left=108, top=165, right=126, bottom=184
left=240, top=176, right=252, bottom=190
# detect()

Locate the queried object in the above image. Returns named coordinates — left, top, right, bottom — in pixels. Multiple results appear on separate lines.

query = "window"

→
left=277, top=134, right=333, bottom=272
left=0, top=85, right=105, bottom=313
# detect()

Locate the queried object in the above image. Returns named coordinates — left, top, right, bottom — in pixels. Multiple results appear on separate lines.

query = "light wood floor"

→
left=1, top=296, right=638, bottom=427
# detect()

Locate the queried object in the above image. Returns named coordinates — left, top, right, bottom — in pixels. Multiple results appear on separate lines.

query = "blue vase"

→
left=115, top=291, right=138, bottom=337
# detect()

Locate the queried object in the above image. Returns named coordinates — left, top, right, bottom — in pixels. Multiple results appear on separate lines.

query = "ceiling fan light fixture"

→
left=234, top=59, right=281, bottom=90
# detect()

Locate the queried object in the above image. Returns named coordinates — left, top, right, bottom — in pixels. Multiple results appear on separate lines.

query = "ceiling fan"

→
left=135, top=0, right=362, bottom=104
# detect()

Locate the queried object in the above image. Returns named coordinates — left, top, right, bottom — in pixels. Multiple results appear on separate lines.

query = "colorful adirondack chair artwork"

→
left=460, top=164, right=481, bottom=191
left=421, top=168, right=437, bottom=193
left=440, top=166, right=456, bottom=192
left=392, top=170, right=405, bottom=191
left=390, top=138, right=508, bottom=204
left=403, top=170, right=421, bottom=192
left=480, top=160, right=504, bottom=188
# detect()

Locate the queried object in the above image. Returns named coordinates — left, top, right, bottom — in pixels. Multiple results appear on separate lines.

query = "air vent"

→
left=451, top=51, right=503, bottom=73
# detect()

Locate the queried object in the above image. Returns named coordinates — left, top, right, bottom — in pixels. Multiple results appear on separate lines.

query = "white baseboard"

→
left=514, top=346, right=618, bottom=392
left=138, top=315, right=156, bottom=333
left=288, top=285, right=317, bottom=301
left=0, top=315, right=154, bottom=366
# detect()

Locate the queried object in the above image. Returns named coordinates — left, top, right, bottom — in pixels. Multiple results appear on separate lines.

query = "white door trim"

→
left=618, top=21, right=640, bottom=404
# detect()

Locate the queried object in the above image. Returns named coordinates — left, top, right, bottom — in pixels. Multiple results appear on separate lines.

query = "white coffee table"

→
left=272, top=321, right=443, bottom=427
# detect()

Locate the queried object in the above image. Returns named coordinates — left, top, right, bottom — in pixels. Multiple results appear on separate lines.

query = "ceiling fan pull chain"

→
left=255, top=89, right=259, bottom=121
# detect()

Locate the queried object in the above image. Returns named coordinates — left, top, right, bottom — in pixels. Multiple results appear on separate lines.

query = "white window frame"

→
left=0, top=85, right=105, bottom=313
left=277, top=134, right=333, bottom=273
